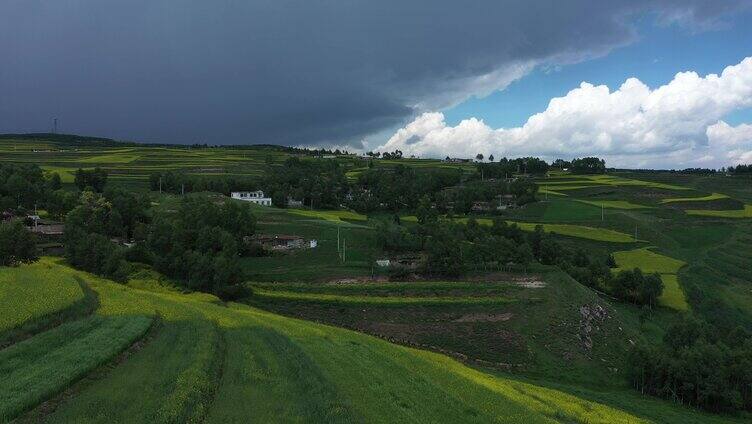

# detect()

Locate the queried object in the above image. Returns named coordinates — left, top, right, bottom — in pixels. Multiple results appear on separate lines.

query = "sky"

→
left=1, top=1, right=751, bottom=168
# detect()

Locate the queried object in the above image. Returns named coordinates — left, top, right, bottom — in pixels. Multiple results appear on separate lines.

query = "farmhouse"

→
left=231, top=190, right=272, bottom=206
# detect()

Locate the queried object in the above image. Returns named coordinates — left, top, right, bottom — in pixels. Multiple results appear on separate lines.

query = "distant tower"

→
left=53, top=118, right=58, bottom=134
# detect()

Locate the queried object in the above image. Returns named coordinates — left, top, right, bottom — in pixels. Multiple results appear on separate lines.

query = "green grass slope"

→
left=1, top=259, right=741, bottom=423
left=0, top=258, right=95, bottom=345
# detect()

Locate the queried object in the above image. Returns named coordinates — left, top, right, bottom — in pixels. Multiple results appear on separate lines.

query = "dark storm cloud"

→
left=0, top=1, right=748, bottom=146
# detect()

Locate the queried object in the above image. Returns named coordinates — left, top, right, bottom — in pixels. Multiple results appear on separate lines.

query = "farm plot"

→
left=286, top=208, right=368, bottom=224
left=612, top=247, right=688, bottom=311
left=252, top=289, right=519, bottom=306
left=445, top=217, right=636, bottom=242
left=0, top=314, right=153, bottom=421
left=575, top=200, right=650, bottom=209
left=660, top=193, right=729, bottom=203
left=686, top=205, right=752, bottom=218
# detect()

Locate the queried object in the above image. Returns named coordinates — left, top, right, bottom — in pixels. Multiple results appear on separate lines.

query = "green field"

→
left=686, top=204, right=752, bottom=218
left=0, top=258, right=95, bottom=346
left=286, top=208, right=368, bottom=224
left=612, top=247, right=688, bottom=311
left=575, top=199, right=650, bottom=209
left=426, top=216, right=637, bottom=242
left=4, top=260, right=741, bottom=423
left=660, top=193, right=729, bottom=203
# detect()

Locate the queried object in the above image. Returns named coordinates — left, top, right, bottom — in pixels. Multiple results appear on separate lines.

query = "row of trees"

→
left=263, top=157, right=348, bottom=209
left=62, top=187, right=256, bottom=299
left=728, top=163, right=752, bottom=175
left=141, top=196, right=256, bottom=299
left=0, top=163, right=61, bottom=211
left=629, top=317, right=752, bottom=412
left=348, top=166, right=462, bottom=212
left=148, top=171, right=258, bottom=196
left=570, top=157, right=607, bottom=174
left=476, top=156, right=550, bottom=178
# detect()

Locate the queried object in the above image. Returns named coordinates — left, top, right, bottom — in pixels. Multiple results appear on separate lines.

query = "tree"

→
left=476, top=153, right=484, bottom=162
left=74, top=167, right=108, bottom=192
left=488, top=154, right=494, bottom=162
left=415, top=195, right=437, bottom=225
left=570, top=157, right=606, bottom=174
left=0, top=220, right=38, bottom=266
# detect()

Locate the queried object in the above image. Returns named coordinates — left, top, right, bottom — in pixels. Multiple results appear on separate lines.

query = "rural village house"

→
left=231, top=190, right=272, bottom=206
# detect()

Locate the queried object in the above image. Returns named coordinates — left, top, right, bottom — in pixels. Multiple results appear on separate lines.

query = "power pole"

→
left=181, top=183, right=185, bottom=196
left=159, top=177, right=162, bottom=194
left=337, top=227, right=340, bottom=254
left=53, top=118, right=58, bottom=134
left=343, top=239, right=346, bottom=263
left=601, top=204, right=604, bottom=221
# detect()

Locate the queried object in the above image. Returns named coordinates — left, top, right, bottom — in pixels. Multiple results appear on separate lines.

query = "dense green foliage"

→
left=64, top=191, right=134, bottom=282
left=476, top=156, right=550, bottom=177
left=610, top=268, right=664, bottom=308
left=571, top=157, right=607, bottom=174
left=350, top=165, right=462, bottom=212
left=629, top=317, right=752, bottom=413
left=263, top=157, right=348, bottom=209
left=74, top=167, right=108, bottom=192
left=143, top=196, right=256, bottom=299
left=0, top=220, right=37, bottom=266
left=148, top=171, right=258, bottom=195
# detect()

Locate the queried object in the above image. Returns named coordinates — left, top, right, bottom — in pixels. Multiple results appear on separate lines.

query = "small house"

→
left=231, top=190, right=272, bottom=206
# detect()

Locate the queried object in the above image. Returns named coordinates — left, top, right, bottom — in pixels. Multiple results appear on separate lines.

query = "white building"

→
left=231, top=190, right=272, bottom=206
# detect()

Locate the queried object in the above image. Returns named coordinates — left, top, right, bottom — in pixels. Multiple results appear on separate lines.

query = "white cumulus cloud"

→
left=377, top=56, right=752, bottom=168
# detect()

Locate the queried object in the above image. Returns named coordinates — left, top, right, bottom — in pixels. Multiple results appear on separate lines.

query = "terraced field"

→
left=686, top=204, right=752, bottom=218
left=660, top=193, right=729, bottom=203
left=4, top=260, right=741, bottom=423
left=612, top=247, right=689, bottom=311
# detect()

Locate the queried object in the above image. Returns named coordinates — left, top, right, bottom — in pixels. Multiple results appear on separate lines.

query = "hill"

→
left=0, top=259, right=742, bottom=423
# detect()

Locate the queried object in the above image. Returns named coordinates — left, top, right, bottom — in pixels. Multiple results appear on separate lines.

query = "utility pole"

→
left=181, top=183, right=185, bottom=196
left=342, top=238, right=346, bottom=263
left=53, top=118, right=58, bottom=134
left=337, top=227, right=340, bottom=254
left=601, top=204, right=604, bottom=221
left=159, top=177, right=162, bottom=194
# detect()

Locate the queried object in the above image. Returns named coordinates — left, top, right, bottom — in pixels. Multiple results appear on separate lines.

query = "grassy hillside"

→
left=0, top=259, right=744, bottom=423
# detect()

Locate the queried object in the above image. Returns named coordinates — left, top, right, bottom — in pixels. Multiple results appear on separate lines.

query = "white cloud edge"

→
left=374, top=56, right=752, bottom=169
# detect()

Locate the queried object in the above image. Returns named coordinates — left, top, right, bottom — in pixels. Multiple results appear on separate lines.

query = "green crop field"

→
left=575, top=199, right=650, bottom=209
left=0, top=258, right=94, bottom=345
left=660, top=193, right=729, bottom=203
left=286, top=208, right=368, bottom=224
left=613, top=247, right=688, bottom=310
left=3, top=260, right=740, bottom=423
left=686, top=204, right=752, bottom=218
left=253, top=288, right=518, bottom=305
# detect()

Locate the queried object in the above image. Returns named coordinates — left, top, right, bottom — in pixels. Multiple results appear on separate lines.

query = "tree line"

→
left=629, top=317, right=752, bottom=413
